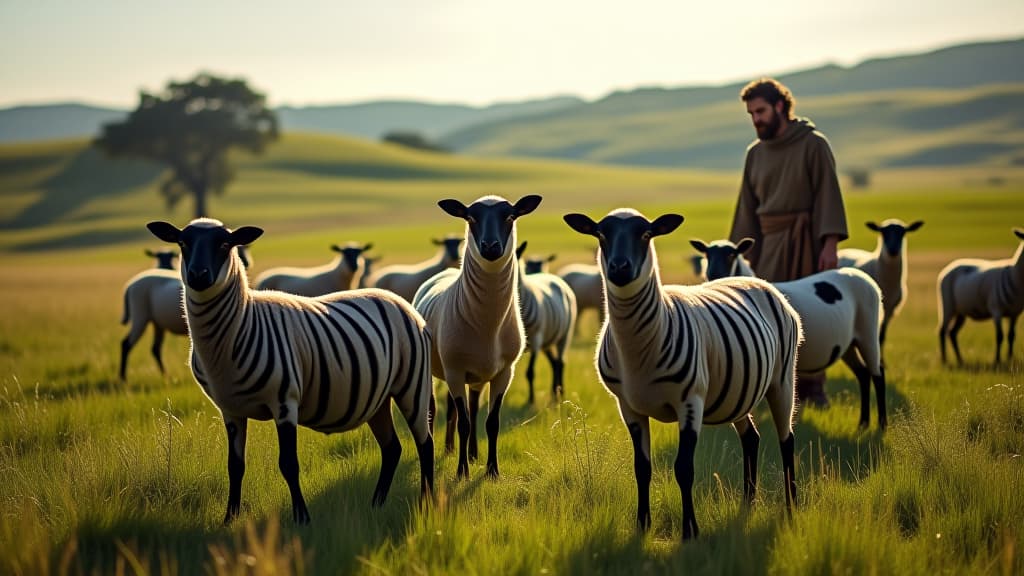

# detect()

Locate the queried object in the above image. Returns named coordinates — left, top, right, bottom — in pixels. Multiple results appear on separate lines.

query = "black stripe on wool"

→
left=321, top=304, right=363, bottom=430
left=301, top=312, right=333, bottom=427
left=331, top=302, right=381, bottom=426
left=234, top=307, right=268, bottom=387
left=273, top=308, right=293, bottom=409
left=701, top=300, right=734, bottom=421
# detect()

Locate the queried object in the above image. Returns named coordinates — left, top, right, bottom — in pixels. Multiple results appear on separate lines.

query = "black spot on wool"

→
left=813, top=282, right=843, bottom=304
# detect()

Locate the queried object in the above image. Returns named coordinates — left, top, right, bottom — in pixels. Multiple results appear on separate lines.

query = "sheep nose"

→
left=607, top=259, right=631, bottom=273
left=479, top=240, right=502, bottom=259
left=188, top=268, right=210, bottom=283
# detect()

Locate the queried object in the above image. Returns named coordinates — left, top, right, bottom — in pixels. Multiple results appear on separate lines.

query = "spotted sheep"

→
left=564, top=209, right=801, bottom=540
left=369, top=235, right=464, bottom=302
left=694, top=237, right=888, bottom=429
left=837, top=219, right=924, bottom=355
left=413, top=195, right=541, bottom=479
left=937, top=228, right=1024, bottom=366
left=255, top=242, right=372, bottom=296
left=147, top=218, right=434, bottom=525
left=515, top=241, right=577, bottom=404
left=119, top=246, right=252, bottom=381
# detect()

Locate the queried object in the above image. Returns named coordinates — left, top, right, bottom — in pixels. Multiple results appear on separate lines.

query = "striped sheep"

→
left=147, top=218, right=434, bottom=525
left=694, top=238, right=888, bottom=429
left=369, top=235, right=464, bottom=302
left=557, top=262, right=604, bottom=332
left=516, top=242, right=577, bottom=404
left=255, top=242, right=372, bottom=296
left=838, top=219, right=924, bottom=354
left=413, top=195, right=541, bottom=479
left=937, top=228, right=1024, bottom=366
left=120, top=247, right=253, bottom=381
left=564, top=209, right=801, bottom=540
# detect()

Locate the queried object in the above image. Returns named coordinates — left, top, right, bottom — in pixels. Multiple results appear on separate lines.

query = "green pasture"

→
left=0, top=134, right=1021, bottom=574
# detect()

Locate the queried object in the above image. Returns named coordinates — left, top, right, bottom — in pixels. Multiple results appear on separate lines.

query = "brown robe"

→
left=729, top=118, right=849, bottom=282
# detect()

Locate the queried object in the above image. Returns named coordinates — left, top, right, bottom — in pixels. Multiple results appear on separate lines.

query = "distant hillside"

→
left=276, top=97, right=584, bottom=140
left=441, top=38, right=1024, bottom=169
left=0, top=103, right=126, bottom=143
left=0, top=96, right=583, bottom=144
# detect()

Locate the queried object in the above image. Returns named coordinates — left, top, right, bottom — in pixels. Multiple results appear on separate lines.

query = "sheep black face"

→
left=525, top=255, right=555, bottom=275
left=148, top=220, right=263, bottom=292
left=564, top=210, right=684, bottom=287
left=434, top=236, right=465, bottom=264
left=145, top=248, right=178, bottom=270
left=332, top=243, right=373, bottom=273
left=690, top=238, right=755, bottom=281
left=439, top=195, right=542, bottom=262
left=867, top=220, right=924, bottom=257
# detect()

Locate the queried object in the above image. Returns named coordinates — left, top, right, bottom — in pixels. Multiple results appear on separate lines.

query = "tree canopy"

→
left=94, top=73, right=278, bottom=217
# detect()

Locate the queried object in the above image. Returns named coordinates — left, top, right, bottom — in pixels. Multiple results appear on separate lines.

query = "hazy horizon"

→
left=2, top=0, right=1022, bottom=109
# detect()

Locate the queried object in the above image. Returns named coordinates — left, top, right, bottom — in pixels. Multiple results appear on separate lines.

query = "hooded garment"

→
left=729, top=117, right=849, bottom=282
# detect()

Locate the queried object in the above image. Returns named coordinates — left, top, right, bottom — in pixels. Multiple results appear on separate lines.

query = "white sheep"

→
left=368, top=235, right=463, bottom=302
left=516, top=242, right=577, bottom=404
left=147, top=218, right=435, bottom=525
left=255, top=242, right=372, bottom=296
left=564, top=209, right=802, bottom=540
left=557, top=262, right=604, bottom=332
left=694, top=238, right=888, bottom=429
left=119, top=247, right=252, bottom=381
left=937, top=228, right=1024, bottom=366
left=413, top=194, right=541, bottom=479
left=837, top=219, right=924, bottom=354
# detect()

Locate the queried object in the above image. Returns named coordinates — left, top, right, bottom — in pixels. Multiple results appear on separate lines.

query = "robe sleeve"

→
left=730, top=149, right=762, bottom=249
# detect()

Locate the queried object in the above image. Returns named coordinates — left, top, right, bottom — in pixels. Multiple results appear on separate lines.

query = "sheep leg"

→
left=222, top=415, right=248, bottom=525
left=544, top=348, right=564, bottom=402
left=396, top=379, right=435, bottom=503
left=841, top=347, right=872, bottom=429
left=1009, top=315, right=1019, bottom=362
left=874, top=366, right=887, bottom=430
left=733, top=413, right=759, bottom=505
left=617, top=402, right=652, bottom=532
left=485, top=367, right=513, bottom=478
left=119, top=321, right=148, bottom=381
left=368, top=403, right=402, bottom=507
left=949, top=316, right=966, bottom=365
left=468, top=389, right=482, bottom=462
left=993, top=313, right=1004, bottom=367
left=525, top=350, right=538, bottom=405
left=676, top=396, right=704, bottom=540
left=445, top=373, right=471, bottom=479
left=938, top=318, right=949, bottom=364
left=444, top=392, right=457, bottom=454
left=276, top=418, right=310, bottom=525
left=151, top=328, right=166, bottom=374
left=766, top=364, right=798, bottom=512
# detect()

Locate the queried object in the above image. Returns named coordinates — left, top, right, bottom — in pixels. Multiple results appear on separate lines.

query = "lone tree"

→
left=95, top=73, right=278, bottom=218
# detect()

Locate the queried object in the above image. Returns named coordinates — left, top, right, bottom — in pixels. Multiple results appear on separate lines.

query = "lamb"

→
left=557, top=262, right=604, bottom=332
left=937, top=228, right=1024, bottom=366
left=516, top=242, right=577, bottom=404
left=255, top=242, right=372, bottom=296
left=120, top=247, right=252, bottom=381
left=694, top=238, right=888, bottom=429
left=145, top=248, right=178, bottom=270
left=837, top=219, right=924, bottom=353
left=564, top=209, right=801, bottom=540
left=413, top=194, right=541, bottom=479
left=369, top=235, right=464, bottom=302
left=147, top=218, right=434, bottom=525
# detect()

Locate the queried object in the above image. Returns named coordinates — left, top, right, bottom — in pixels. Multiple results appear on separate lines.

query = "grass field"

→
left=1, top=134, right=1022, bottom=575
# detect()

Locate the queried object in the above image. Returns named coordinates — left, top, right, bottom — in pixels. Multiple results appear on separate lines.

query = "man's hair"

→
left=740, top=78, right=795, bottom=119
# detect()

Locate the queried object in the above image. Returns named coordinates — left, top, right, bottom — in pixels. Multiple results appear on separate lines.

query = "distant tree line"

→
left=381, top=131, right=449, bottom=153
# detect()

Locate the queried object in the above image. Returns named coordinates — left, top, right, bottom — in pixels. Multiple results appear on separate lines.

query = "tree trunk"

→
left=193, top=183, right=208, bottom=218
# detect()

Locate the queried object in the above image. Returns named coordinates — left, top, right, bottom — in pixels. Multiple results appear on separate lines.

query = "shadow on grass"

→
left=6, top=147, right=163, bottom=230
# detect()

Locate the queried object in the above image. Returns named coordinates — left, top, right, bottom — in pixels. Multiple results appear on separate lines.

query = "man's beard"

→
left=755, top=110, right=782, bottom=140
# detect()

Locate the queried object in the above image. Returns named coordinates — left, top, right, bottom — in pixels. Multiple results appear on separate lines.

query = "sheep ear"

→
left=363, top=243, right=373, bottom=252
left=689, top=239, right=709, bottom=253
left=147, top=221, right=181, bottom=243
left=513, top=195, right=543, bottom=217
left=516, top=241, right=527, bottom=260
left=1015, top=228, right=1024, bottom=240
left=438, top=199, right=468, bottom=219
left=866, top=221, right=881, bottom=232
left=546, top=254, right=556, bottom=263
left=144, top=248, right=156, bottom=257
left=563, top=213, right=599, bottom=236
left=230, top=226, right=263, bottom=246
left=650, top=214, right=684, bottom=237
left=432, top=238, right=443, bottom=245
left=330, top=244, right=342, bottom=253
left=906, top=220, right=924, bottom=232
left=736, top=237, right=756, bottom=254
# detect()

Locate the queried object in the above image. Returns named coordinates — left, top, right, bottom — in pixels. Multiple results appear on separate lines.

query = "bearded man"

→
left=729, top=77, right=849, bottom=408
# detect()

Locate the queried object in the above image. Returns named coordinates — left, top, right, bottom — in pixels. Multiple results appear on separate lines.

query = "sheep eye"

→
left=466, top=217, right=476, bottom=225
left=220, top=242, right=231, bottom=251
left=641, top=231, right=652, bottom=241
left=506, top=215, right=515, bottom=223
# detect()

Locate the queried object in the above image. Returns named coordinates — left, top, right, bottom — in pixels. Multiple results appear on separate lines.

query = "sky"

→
left=1, top=0, right=1022, bottom=109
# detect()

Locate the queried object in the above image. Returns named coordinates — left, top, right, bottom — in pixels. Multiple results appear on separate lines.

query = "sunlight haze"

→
left=1, top=0, right=1022, bottom=108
